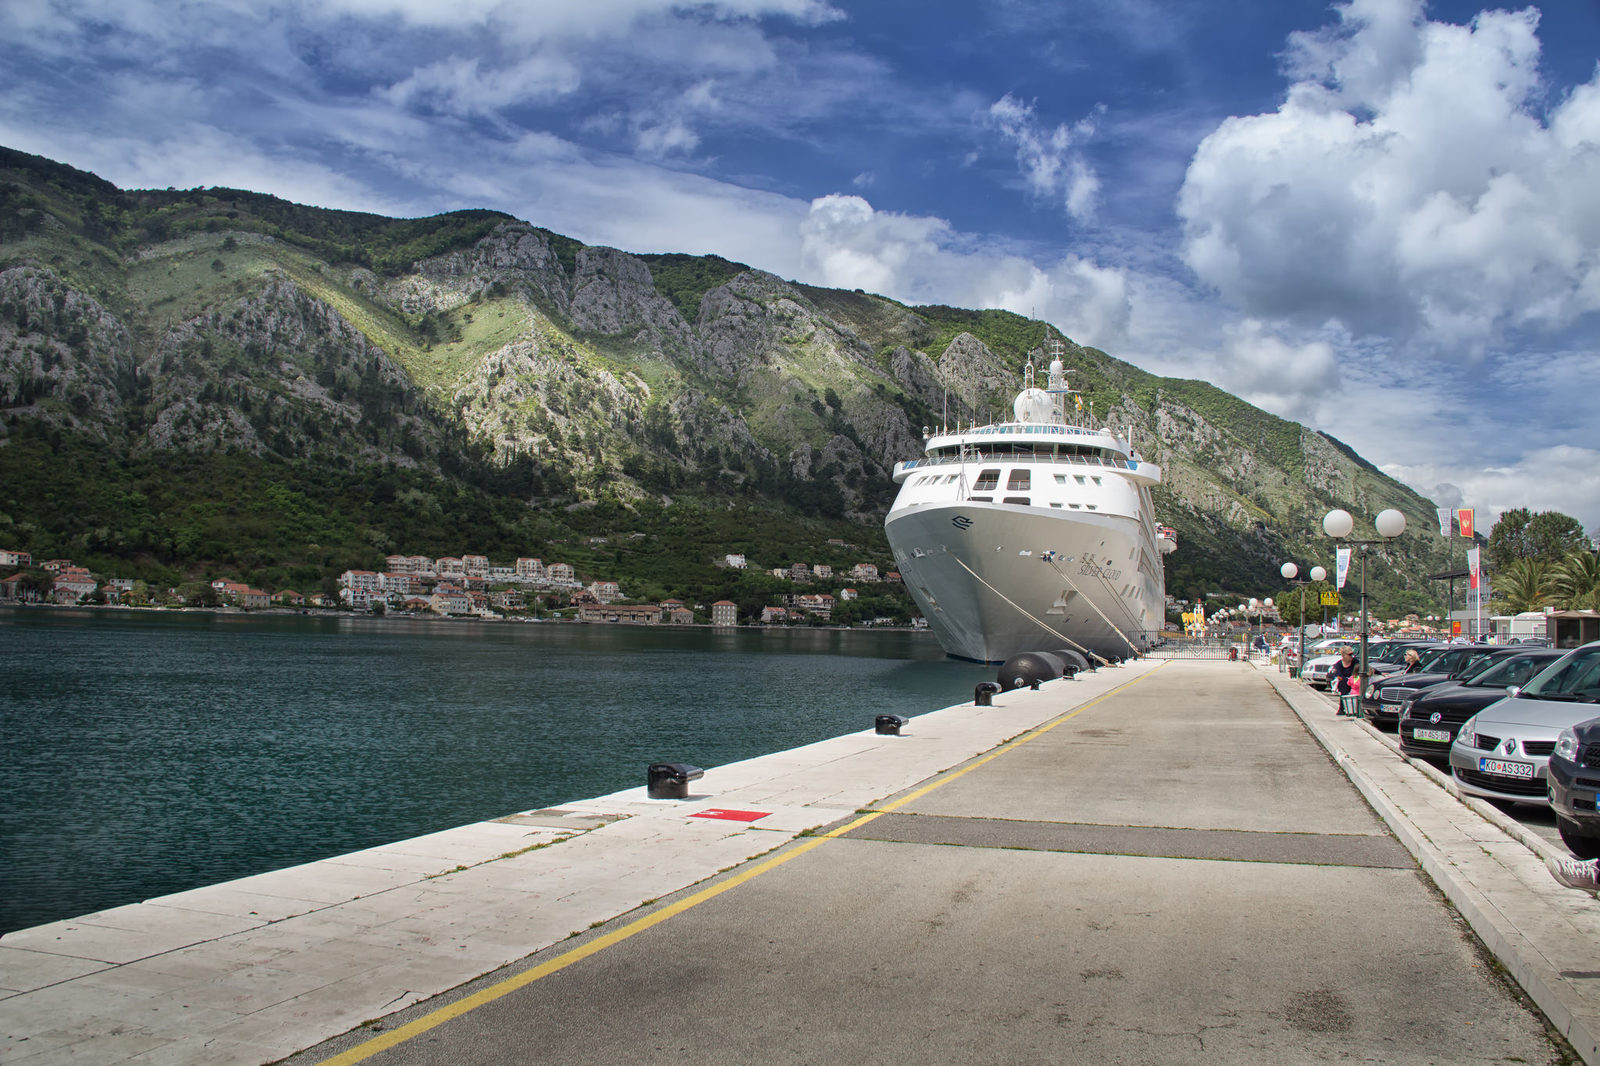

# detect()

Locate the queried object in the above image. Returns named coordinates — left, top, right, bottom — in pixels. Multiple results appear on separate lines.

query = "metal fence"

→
left=1144, top=641, right=1241, bottom=660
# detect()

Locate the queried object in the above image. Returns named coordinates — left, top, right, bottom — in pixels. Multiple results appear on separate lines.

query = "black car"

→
left=1548, top=714, right=1600, bottom=859
left=1362, top=644, right=1504, bottom=726
left=1396, top=648, right=1568, bottom=761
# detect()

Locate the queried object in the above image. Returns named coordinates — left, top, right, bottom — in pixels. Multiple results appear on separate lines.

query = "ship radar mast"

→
left=1041, top=334, right=1089, bottom=428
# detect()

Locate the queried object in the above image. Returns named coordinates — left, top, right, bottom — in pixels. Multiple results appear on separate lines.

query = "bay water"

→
left=0, top=607, right=988, bottom=934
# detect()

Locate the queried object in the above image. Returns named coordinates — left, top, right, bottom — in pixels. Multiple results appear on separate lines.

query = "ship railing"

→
left=898, top=451, right=1143, bottom=475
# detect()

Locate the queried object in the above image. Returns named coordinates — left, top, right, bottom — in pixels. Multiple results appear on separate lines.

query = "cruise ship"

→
left=884, top=341, right=1173, bottom=665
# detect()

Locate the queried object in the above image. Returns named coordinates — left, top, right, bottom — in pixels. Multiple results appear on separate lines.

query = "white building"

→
left=340, top=570, right=382, bottom=593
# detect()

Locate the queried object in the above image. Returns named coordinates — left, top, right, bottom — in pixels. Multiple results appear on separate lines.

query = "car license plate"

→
left=1478, top=757, right=1534, bottom=779
left=1412, top=728, right=1451, bottom=743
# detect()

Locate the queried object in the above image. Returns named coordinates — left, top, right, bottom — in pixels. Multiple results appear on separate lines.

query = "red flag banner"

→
left=1467, top=547, right=1481, bottom=590
left=1457, top=508, right=1474, bottom=539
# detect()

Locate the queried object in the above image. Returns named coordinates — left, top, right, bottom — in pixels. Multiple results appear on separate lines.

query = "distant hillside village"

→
left=0, top=547, right=905, bottom=627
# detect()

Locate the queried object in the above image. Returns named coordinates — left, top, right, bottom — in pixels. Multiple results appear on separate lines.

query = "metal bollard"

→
left=646, top=762, right=704, bottom=799
left=876, top=714, right=909, bottom=736
left=974, top=682, right=1000, bottom=706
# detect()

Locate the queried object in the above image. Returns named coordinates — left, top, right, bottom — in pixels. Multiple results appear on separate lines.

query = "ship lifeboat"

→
left=1157, top=526, right=1178, bottom=554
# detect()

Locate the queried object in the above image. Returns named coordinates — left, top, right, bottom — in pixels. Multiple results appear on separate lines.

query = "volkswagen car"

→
left=1449, top=642, right=1600, bottom=806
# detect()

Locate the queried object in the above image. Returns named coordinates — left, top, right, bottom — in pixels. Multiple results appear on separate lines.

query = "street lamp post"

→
left=1281, top=562, right=1328, bottom=678
left=1322, top=508, right=1408, bottom=702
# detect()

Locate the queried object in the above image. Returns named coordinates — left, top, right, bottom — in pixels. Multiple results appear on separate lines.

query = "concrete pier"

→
left=3, top=659, right=1598, bottom=1064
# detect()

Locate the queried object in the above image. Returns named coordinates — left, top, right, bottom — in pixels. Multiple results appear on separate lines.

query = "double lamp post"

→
left=1320, top=507, right=1408, bottom=689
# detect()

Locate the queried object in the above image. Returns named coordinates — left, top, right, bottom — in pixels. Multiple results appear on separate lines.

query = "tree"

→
left=1553, top=551, right=1600, bottom=611
left=1275, top=579, right=1334, bottom=627
left=1492, top=558, right=1556, bottom=614
left=1487, top=508, right=1591, bottom=571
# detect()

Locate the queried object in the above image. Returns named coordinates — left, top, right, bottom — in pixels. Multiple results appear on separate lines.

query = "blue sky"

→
left=3, top=0, right=1599, bottom=535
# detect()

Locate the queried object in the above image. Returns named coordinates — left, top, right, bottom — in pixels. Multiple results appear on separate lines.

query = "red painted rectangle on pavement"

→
left=690, top=808, right=770, bottom=822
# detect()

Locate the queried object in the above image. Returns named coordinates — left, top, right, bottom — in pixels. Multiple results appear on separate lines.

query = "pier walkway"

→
left=3, top=660, right=1598, bottom=1064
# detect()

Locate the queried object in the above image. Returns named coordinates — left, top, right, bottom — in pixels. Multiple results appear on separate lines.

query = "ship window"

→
left=1086, top=504, right=1097, bottom=510
left=1054, top=474, right=1068, bottom=484
left=969, top=496, right=992, bottom=503
left=1050, top=502, right=1063, bottom=509
left=1069, top=503, right=1082, bottom=509
left=1092, top=476, right=1102, bottom=485
left=1006, top=470, right=1031, bottom=491
left=945, top=474, right=960, bottom=483
left=1003, top=497, right=1030, bottom=506
left=973, top=468, right=1001, bottom=491
left=1074, top=475, right=1087, bottom=485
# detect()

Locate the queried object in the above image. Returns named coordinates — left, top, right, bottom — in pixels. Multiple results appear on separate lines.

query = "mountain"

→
left=0, top=146, right=1453, bottom=614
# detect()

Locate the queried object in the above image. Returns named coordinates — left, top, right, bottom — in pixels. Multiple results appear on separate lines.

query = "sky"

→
left=3, top=0, right=1599, bottom=537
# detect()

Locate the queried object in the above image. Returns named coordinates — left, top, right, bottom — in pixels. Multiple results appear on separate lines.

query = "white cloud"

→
left=1384, top=447, right=1600, bottom=538
left=1178, top=0, right=1600, bottom=354
left=378, top=54, right=581, bottom=116
left=797, top=193, right=1131, bottom=348
left=985, top=94, right=1101, bottom=223
left=797, top=194, right=952, bottom=297
left=1213, top=320, right=1341, bottom=425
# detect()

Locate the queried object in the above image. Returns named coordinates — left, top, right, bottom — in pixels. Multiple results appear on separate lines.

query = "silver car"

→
left=1449, top=641, right=1600, bottom=806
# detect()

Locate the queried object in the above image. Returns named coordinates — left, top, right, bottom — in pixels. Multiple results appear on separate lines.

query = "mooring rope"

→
left=948, top=554, right=1113, bottom=666
left=1041, top=554, right=1143, bottom=658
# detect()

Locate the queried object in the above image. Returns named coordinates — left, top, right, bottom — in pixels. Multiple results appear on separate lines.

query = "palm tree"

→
left=1492, top=558, right=1556, bottom=614
left=1553, top=551, right=1600, bottom=611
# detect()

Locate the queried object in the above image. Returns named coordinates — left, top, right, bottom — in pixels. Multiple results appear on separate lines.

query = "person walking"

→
left=1330, top=646, right=1359, bottom=715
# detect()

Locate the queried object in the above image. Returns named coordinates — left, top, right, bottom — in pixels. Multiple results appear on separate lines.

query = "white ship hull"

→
left=887, top=500, right=1163, bottom=665
left=882, top=338, right=1169, bottom=664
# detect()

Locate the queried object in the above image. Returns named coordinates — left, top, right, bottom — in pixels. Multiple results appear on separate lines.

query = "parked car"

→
left=1449, top=641, right=1600, bottom=807
left=1548, top=714, right=1600, bottom=859
left=1303, top=639, right=1421, bottom=691
left=1361, top=644, right=1505, bottom=725
left=1395, top=648, right=1567, bottom=759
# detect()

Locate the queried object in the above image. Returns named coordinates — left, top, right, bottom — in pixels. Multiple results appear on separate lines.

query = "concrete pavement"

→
left=2, top=658, right=1597, bottom=1064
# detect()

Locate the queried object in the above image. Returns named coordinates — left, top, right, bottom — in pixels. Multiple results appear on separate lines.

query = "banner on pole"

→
left=1437, top=508, right=1451, bottom=536
left=1335, top=546, right=1352, bottom=590
left=1467, top=546, right=1481, bottom=590
left=1458, top=508, right=1475, bottom=539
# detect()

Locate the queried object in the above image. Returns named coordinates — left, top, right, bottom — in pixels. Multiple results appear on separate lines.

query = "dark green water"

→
left=0, top=607, right=987, bottom=934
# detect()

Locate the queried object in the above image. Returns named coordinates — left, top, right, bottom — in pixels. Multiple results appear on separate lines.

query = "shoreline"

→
left=0, top=600, right=934, bottom=634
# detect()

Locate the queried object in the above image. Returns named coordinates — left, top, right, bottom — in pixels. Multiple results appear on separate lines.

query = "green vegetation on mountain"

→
left=0, top=145, right=1462, bottom=617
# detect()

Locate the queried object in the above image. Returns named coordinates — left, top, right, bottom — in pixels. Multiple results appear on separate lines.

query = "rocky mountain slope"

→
left=0, top=146, right=1452, bottom=610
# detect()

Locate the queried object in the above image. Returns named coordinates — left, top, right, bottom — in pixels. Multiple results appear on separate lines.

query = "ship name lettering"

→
left=1079, top=562, right=1121, bottom=580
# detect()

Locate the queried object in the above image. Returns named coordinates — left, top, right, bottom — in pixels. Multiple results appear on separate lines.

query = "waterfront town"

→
left=0, top=546, right=902, bottom=626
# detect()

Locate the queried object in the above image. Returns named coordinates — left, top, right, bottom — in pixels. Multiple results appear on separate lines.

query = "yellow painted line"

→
left=318, top=662, right=1163, bottom=1064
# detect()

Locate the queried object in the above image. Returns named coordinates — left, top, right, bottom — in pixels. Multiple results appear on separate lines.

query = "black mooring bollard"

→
left=876, top=714, right=909, bottom=735
left=646, top=762, right=704, bottom=799
left=974, top=682, right=1000, bottom=706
